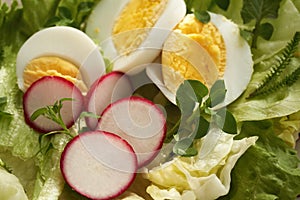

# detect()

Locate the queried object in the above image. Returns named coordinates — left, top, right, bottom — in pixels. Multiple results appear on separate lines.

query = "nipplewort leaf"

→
left=258, top=22, right=274, bottom=40
left=241, top=0, right=281, bottom=24
left=215, top=0, right=230, bottom=10
left=241, top=0, right=281, bottom=47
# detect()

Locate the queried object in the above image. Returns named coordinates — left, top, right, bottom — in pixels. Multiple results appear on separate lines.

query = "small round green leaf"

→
left=209, top=79, right=226, bottom=107
left=215, top=109, right=237, bottom=134
left=195, top=116, right=210, bottom=139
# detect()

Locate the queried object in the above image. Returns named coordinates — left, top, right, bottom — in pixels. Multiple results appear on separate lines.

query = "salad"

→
left=0, top=0, right=300, bottom=199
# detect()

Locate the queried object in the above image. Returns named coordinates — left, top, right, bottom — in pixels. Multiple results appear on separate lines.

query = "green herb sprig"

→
left=167, top=79, right=237, bottom=157
left=30, top=98, right=74, bottom=136
left=248, top=32, right=300, bottom=98
left=31, top=98, right=100, bottom=157
left=30, top=98, right=100, bottom=136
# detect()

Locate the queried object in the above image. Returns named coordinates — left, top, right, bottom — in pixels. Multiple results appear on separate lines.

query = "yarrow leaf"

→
left=248, top=32, right=300, bottom=98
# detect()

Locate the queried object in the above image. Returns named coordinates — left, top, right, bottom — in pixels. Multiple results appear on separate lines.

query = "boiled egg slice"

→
left=16, top=26, right=106, bottom=92
left=85, top=0, right=186, bottom=74
left=147, top=12, right=253, bottom=107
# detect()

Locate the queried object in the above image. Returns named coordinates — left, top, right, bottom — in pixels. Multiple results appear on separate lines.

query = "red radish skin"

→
left=60, top=131, right=137, bottom=200
left=23, top=76, right=84, bottom=133
left=85, top=71, right=133, bottom=130
left=97, top=96, right=167, bottom=168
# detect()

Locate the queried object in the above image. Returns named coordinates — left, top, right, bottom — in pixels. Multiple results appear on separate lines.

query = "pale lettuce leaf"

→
left=0, top=167, right=28, bottom=200
left=229, top=57, right=300, bottom=122
left=272, top=111, right=300, bottom=147
left=0, top=46, right=40, bottom=159
left=146, top=129, right=257, bottom=200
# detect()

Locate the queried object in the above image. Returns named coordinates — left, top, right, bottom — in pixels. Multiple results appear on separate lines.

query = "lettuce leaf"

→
left=0, top=167, right=28, bottom=200
left=0, top=149, right=37, bottom=199
left=228, top=2, right=300, bottom=122
left=272, top=111, right=300, bottom=147
left=252, top=0, right=300, bottom=62
left=146, top=129, right=257, bottom=200
left=218, top=121, right=300, bottom=200
left=0, top=0, right=99, bottom=51
left=0, top=46, right=40, bottom=159
left=228, top=55, right=300, bottom=121
left=0, top=1, right=100, bottom=199
left=0, top=0, right=60, bottom=51
left=0, top=0, right=25, bottom=50
left=0, top=46, right=67, bottom=199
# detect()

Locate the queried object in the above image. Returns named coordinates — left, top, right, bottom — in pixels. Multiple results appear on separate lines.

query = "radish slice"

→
left=60, top=131, right=137, bottom=200
left=85, top=71, right=133, bottom=130
left=97, top=96, right=167, bottom=167
left=23, top=76, right=84, bottom=133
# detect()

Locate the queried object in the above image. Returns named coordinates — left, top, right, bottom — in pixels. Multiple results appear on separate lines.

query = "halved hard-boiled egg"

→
left=147, top=12, right=253, bottom=107
left=16, top=26, right=106, bottom=92
left=85, top=0, right=186, bottom=73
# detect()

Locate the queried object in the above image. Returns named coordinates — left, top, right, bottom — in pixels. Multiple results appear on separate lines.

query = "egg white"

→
left=210, top=13, right=253, bottom=108
left=16, top=26, right=106, bottom=91
left=85, top=0, right=186, bottom=74
left=147, top=12, right=253, bottom=108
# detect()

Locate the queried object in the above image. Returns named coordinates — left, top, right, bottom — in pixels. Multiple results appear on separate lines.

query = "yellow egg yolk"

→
left=112, top=0, right=168, bottom=55
left=162, top=14, right=226, bottom=93
left=23, top=56, right=87, bottom=92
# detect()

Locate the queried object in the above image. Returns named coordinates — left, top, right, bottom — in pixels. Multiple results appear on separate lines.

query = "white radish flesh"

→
left=60, top=131, right=137, bottom=200
left=97, top=96, right=167, bottom=167
left=85, top=71, right=133, bottom=130
left=23, top=76, right=84, bottom=133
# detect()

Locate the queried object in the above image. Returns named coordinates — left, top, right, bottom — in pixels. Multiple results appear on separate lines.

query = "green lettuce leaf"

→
left=0, top=46, right=40, bottom=159
left=218, top=121, right=300, bottom=200
left=0, top=0, right=101, bottom=198
left=0, top=0, right=25, bottom=50
left=0, top=0, right=60, bottom=51
left=0, top=46, right=68, bottom=200
left=0, top=0, right=99, bottom=51
left=45, top=0, right=99, bottom=29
